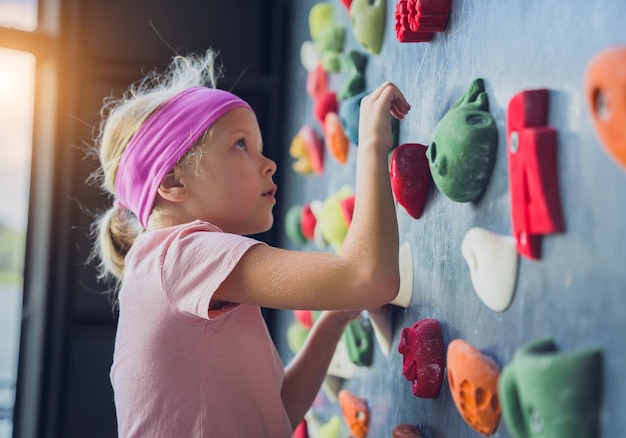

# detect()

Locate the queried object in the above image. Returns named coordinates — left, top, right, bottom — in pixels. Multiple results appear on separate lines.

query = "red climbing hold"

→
left=390, top=143, right=431, bottom=219
left=313, top=91, right=338, bottom=126
left=507, top=89, right=564, bottom=259
left=395, top=0, right=451, bottom=43
left=397, top=318, right=444, bottom=399
left=300, top=203, right=317, bottom=241
left=339, top=194, right=356, bottom=226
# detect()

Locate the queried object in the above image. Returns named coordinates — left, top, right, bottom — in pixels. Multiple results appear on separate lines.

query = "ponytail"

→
left=90, top=204, right=142, bottom=303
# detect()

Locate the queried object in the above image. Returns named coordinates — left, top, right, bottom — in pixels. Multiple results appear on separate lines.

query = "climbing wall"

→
left=274, top=1, right=626, bottom=437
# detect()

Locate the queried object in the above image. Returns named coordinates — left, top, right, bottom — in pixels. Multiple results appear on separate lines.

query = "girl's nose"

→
left=264, top=156, right=277, bottom=176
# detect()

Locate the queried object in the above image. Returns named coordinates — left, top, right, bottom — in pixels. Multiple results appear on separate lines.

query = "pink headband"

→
left=115, top=86, right=251, bottom=227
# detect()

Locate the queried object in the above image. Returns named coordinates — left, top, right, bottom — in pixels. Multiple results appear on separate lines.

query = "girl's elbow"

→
left=363, top=267, right=400, bottom=306
left=380, top=269, right=401, bottom=303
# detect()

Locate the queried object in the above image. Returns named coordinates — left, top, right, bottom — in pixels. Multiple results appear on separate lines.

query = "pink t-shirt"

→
left=110, top=220, right=292, bottom=437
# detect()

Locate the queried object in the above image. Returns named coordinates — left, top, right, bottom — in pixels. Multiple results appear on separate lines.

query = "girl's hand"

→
left=324, top=306, right=387, bottom=328
left=323, top=309, right=362, bottom=328
left=358, top=81, right=411, bottom=152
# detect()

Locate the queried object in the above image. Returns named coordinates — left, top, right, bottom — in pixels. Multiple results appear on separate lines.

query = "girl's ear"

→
left=157, top=166, right=189, bottom=202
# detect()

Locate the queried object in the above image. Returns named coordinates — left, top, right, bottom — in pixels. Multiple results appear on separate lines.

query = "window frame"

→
left=0, top=2, right=62, bottom=436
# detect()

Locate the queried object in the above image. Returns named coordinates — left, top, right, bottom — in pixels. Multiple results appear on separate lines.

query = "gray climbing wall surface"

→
left=274, top=1, right=625, bottom=436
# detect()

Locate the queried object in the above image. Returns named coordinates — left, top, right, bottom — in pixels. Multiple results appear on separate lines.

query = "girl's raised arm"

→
left=216, top=82, right=411, bottom=311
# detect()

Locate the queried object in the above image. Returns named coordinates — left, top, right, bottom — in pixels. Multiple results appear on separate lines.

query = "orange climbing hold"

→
left=338, top=389, right=369, bottom=438
left=585, top=46, right=626, bottom=170
left=447, top=339, right=501, bottom=436
left=324, top=112, right=350, bottom=164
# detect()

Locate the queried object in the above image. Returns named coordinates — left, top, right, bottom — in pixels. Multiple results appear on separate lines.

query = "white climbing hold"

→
left=368, top=306, right=393, bottom=356
left=300, top=40, right=321, bottom=72
left=461, top=227, right=519, bottom=312
left=392, top=242, right=413, bottom=308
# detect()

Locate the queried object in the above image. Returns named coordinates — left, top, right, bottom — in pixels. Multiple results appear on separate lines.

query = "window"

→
left=0, top=3, right=38, bottom=437
left=0, top=47, right=35, bottom=438
left=0, top=0, right=38, bottom=31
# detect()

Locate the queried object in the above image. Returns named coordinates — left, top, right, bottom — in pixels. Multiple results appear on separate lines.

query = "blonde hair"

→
left=89, top=50, right=223, bottom=297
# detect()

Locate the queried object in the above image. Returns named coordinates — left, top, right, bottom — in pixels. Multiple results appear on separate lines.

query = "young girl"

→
left=91, top=50, right=410, bottom=437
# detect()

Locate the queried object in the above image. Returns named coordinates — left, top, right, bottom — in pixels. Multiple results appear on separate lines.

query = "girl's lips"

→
left=262, top=185, right=277, bottom=197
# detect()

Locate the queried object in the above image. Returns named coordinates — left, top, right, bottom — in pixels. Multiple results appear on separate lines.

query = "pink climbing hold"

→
left=507, top=89, right=564, bottom=259
left=293, top=419, right=309, bottom=438
left=306, top=64, right=328, bottom=99
left=298, top=125, right=325, bottom=176
left=397, top=318, right=444, bottom=399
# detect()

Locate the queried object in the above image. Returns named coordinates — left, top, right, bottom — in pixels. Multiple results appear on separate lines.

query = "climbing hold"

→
left=427, top=78, right=498, bottom=202
left=293, top=310, right=314, bottom=329
left=585, top=46, right=626, bottom=170
left=285, top=204, right=307, bottom=245
left=392, top=424, right=423, bottom=438
left=290, top=125, right=324, bottom=176
left=293, top=419, right=309, bottom=438
left=507, top=89, right=564, bottom=259
left=395, top=0, right=451, bottom=43
left=306, top=63, right=328, bottom=99
left=499, top=337, right=603, bottom=438
left=391, top=242, right=413, bottom=308
left=390, top=143, right=431, bottom=219
left=309, top=3, right=336, bottom=41
left=368, top=305, right=393, bottom=356
left=338, top=50, right=368, bottom=100
left=301, top=203, right=317, bottom=241
left=287, top=319, right=310, bottom=353
left=327, top=337, right=357, bottom=379
left=300, top=40, right=321, bottom=72
left=339, top=91, right=367, bottom=145
left=314, top=91, right=338, bottom=125
left=350, top=0, right=386, bottom=54
left=447, top=339, right=501, bottom=435
left=309, top=3, right=346, bottom=73
left=321, top=50, right=343, bottom=73
left=339, top=91, right=400, bottom=148
left=338, top=390, right=370, bottom=438
left=316, top=415, right=341, bottom=438
left=310, top=199, right=328, bottom=249
left=322, top=374, right=342, bottom=403
left=343, top=315, right=374, bottom=366
left=461, top=227, right=519, bottom=312
left=397, top=318, right=444, bottom=399
left=395, top=0, right=431, bottom=42
left=323, top=112, right=350, bottom=164
left=319, top=185, right=353, bottom=253
left=339, top=194, right=355, bottom=226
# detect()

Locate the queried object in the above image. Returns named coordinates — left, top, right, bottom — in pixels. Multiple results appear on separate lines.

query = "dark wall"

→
left=14, top=1, right=288, bottom=436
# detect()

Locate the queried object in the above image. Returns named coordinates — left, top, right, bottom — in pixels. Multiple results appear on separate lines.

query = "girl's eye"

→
left=235, top=139, right=247, bottom=151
